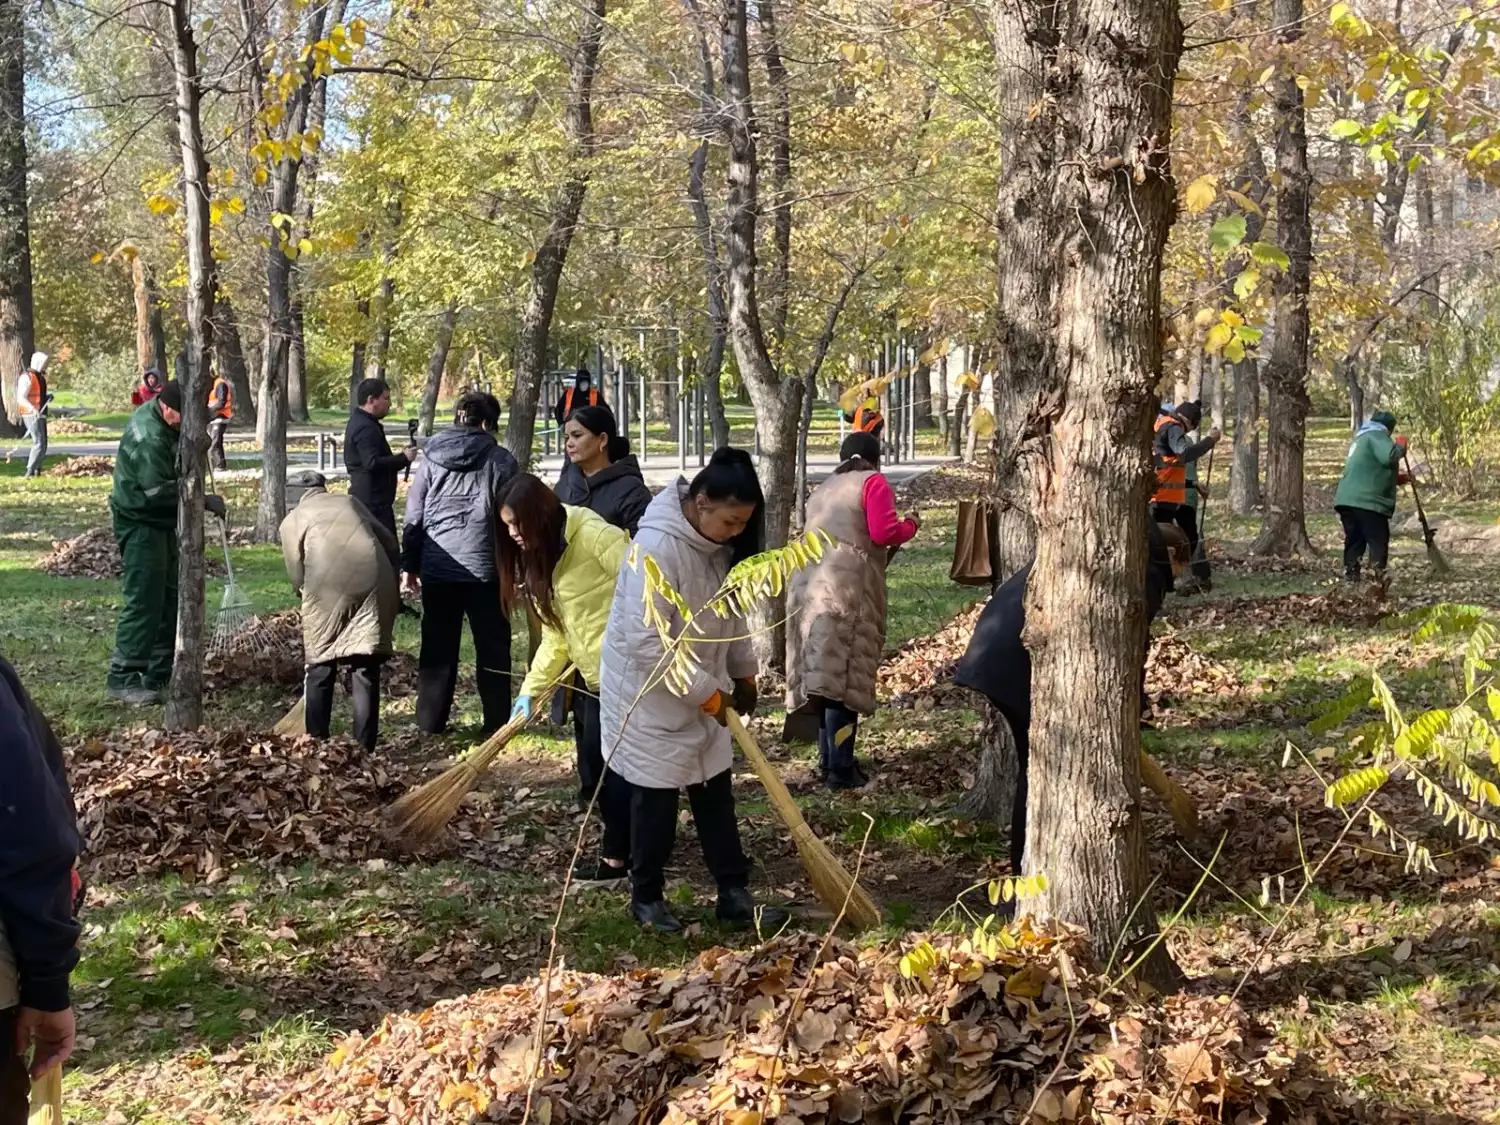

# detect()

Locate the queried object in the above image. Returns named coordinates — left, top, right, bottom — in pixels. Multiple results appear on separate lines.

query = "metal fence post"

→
left=638, top=368, right=648, bottom=463
left=677, top=355, right=688, bottom=474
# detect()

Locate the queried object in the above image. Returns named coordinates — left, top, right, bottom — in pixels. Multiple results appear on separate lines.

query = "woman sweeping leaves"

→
left=599, top=449, right=787, bottom=934
left=556, top=404, right=653, bottom=535
left=498, top=475, right=631, bottom=881
left=785, top=432, right=919, bottom=788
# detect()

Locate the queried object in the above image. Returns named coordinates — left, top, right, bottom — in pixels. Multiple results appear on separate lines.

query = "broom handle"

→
left=725, top=708, right=812, bottom=835
left=217, top=515, right=237, bottom=586
left=1403, top=451, right=1435, bottom=538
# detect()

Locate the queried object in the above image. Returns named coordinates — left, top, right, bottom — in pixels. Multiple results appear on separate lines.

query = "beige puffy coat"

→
left=280, top=488, right=400, bottom=664
left=785, top=469, right=889, bottom=716
left=600, top=480, right=757, bottom=790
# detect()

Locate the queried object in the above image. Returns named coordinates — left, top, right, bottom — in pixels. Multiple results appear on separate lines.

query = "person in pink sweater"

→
left=785, top=432, right=919, bottom=788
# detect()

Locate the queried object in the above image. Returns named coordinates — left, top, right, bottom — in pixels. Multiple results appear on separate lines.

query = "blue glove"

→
left=510, top=696, right=533, bottom=723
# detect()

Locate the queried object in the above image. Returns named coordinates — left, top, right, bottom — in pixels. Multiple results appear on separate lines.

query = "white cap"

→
left=29, top=352, right=47, bottom=372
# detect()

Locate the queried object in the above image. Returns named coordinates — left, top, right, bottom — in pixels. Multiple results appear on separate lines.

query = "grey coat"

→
left=280, top=489, right=400, bottom=664
left=401, top=426, right=519, bottom=582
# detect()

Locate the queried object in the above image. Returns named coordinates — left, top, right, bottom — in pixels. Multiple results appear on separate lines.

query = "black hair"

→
left=688, top=447, right=765, bottom=566
left=455, top=390, right=501, bottom=431
left=835, top=431, right=881, bottom=473
left=157, top=380, right=183, bottom=411
left=356, top=377, right=390, bottom=406
left=567, top=403, right=630, bottom=462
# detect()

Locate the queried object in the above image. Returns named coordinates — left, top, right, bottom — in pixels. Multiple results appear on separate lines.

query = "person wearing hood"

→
left=1334, top=410, right=1408, bottom=586
left=555, top=404, right=652, bottom=535
left=1151, top=400, right=1219, bottom=578
left=14, top=351, right=49, bottom=478
left=553, top=366, right=603, bottom=428
left=952, top=520, right=1190, bottom=871
left=499, top=475, right=632, bottom=875
left=280, top=471, right=400, bottom=751
left=401, top=391, right=520, bottom=735
left=107, top=381, right=226, bottom=705
left=784, top=432, right=919, bottom=789
left=599, top=448, right=788, bottom=935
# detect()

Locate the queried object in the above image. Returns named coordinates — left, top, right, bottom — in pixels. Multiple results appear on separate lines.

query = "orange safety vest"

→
left=562, top=385, right=600, bottom=418
left=1152, top=413, right=1186, bottom=505
left=18, top=370, right=43, bottom=413
left=852, top=404, right=884, bottom=435
left=209, top=377, right=233, bottom=419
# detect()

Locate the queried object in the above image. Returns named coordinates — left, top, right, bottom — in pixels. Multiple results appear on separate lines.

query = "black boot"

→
left=824, top=761, right=868, bottom=790
left=631, top=899, right=682, bottom=933
left=1343, top=564, right=1361, bottom=585
left=716, top=886, right=789, bottom=931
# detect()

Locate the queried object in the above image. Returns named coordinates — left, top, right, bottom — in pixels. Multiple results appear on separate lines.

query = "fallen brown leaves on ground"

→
left=69, top=728, right=510, bottom=880
left=1167, top=587, right=1389, bottom=630
left=47, top=417, right=108, bottom=436
left=878, top=598, right=985, bottom=709
left=36, top=527, right=122, bottom=578
left=205, top=611, right=304, bottom=687
left=894, top=458, right=992, bottom=509
left=46, top=454, right=115, bottom=477
left=1145, top=632, right=1242, bottom=706
left=257, top=927, right=1331, bottom=1125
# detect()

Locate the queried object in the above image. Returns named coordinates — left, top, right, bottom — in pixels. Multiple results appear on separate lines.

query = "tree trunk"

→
left=213, top=293, right=255, bottom=429
left=0, top=0, right=31, bottom=436
left=288, top=296, right=309, bottom=421
left=371, top=194, right=401, bottom=386
left=1015, top=0, right=1182, bottom=989
left=420, top=302, right=456, bottom=437
left=758, top=0, right=792, bottom=358
left=1252, top=0, right=1314, bottom=557
left=953, top=701, right=1019, bottom=831
left=935, top=353, right=950, bottom=439
left=503, top=0, right=608, bottom=465
left=126, top=253, right=169, bottom=378
left=949, top=385, right=970, bottom=457
left=349, top=295, right=369, bottom=410
left=165, top=0, right=217, bottom=731
left=1228, top=357, right=1261, bottom=514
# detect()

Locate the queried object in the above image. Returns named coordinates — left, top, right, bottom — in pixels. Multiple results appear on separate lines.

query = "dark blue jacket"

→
left=0, top=656, right=79, bottom=1012
left=401, top=426, right=519, bottom=582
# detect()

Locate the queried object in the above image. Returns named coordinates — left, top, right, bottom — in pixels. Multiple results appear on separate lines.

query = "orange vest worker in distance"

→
left=845, top=401, right=885, bottom=441
left=562, top=384, right=599, bottom=418
left=208, top=376, right=233, bottom=419
left=1152, top=412, right=1186, bottom=505
left=554, top=368, right=603, bottom=426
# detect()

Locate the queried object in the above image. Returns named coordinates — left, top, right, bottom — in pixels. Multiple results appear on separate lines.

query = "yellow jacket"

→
left=520, top=504, right=630, bottom=697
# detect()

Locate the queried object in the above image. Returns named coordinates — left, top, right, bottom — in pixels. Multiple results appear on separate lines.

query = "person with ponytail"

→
left=498, top=474, right=633, bottom=879
left=557, top=404, right=653, bottom=535
left=599, top=448, right=787, bottom=934
left=785, top=432, right=920, bottom=789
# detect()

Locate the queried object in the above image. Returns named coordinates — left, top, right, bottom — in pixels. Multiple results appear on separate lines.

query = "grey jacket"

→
left=401, top=426, right=519, bottom=582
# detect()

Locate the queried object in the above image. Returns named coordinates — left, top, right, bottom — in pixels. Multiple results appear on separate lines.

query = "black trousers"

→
left=813, top=696, right=860, bottom=777
left=0, top=1009, right=28, bottom=1125
left=207, top=418, right=229, bottom=470
left=598, top=767, right=632, bottom=863
left=1337, top=505, right=1390, bottom=575
left=573, top=672, right=604, bottom=803
left=416, top=580, right=512, bottom=735
left=612, top=767, right=751, bottom=903
left=1010, top=718, right=1030, bottom=875
left=305, top=656, right=382, bottom=750
left=1153, top=501, right=1210, bottom=583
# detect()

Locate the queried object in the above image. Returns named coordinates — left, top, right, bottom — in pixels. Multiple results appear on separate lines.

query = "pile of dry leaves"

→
left=46, top=417, right=108, bottom=436
left=258, top=928, right=1331, bottom=1125
left=894, top=458, right=992, bottom=508
left=46, top=454, right=115, bottom=477
left=1144, top=632, right=1242, bottom=705
left=878, top=599, right=986, bottom=709
left=1176, top=588, right=1389, bottom=631
left=69, top=728, right=503, bottom=880
left=37, top=528, right=124, bottom=578
left=205, top=611, right=304, bottom=687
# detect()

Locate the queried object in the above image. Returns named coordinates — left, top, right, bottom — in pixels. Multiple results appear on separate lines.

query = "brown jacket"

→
left=279, top=488, right=400, bottom=665
left=785, top=469, right=888, bottom=716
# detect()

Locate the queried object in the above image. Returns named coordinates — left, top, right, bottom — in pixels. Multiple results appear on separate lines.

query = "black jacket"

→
left=344, top=409, right=406, bottom=514
left=402, top=427, right=519, bottom=582
left=953, top=521, right=1174, bottom=736
left=555, top=456, right=653, bottom=535
left=0, top=656, right=79, bottom=1012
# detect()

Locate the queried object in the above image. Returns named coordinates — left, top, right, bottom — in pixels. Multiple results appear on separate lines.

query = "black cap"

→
left=158, top=381, right=183, bottom=411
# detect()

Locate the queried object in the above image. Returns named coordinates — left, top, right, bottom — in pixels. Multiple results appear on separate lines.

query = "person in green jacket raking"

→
left=1333, top=409, right=1409, bottom=587
left=106, top=381, right=226, bottom=705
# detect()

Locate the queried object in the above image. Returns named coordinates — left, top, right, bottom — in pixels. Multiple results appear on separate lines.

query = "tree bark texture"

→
left=124, top=252, right=169, bottom=378
left=371, top=194, right=402, bottom=386
left=953, top=700, right=1019, bottom=830
left=1229, top=358, right=1261, bottom=514
left=1015, top=0, right=1182, bottom=987
left=165, top=0, right=217, bottom=731
left=0, top=0, right=31, bottom=436
left=213, top=293, right=255, bottom=428
left=1252, top=0, right=1314, bottom=557
left=503, top=0, right=607, bottom=465
left=758, top=0, right=792, bottom=359
left=420, top=301, right=457, bottom=438
left=350, top=295, right=369, bottom=411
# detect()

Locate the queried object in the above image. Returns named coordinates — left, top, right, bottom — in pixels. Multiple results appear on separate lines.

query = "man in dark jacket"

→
left=952, top=520, right=1189, bottom=870
left=402, top=391, right=519, bottom=734
left=107, top=381, right=225, bottom=705
left=0, top=654, right=81, bottom=1114
left=344, top=377, right=417, bottom=545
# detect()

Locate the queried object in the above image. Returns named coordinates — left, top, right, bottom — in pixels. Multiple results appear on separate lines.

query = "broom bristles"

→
left=273, top=697, right=306, bottom=737
left=726, top=709, right=883, bottom=931
left=384, top=669, right=573, bottom=847
left=1139, top=750, right=1198, bottom=838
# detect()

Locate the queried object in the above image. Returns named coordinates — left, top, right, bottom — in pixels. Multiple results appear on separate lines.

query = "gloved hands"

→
left=701, top=690, right=729, bottom=727
left=204, top=494, right=227, bottom=520
left=731, top=677, right=758, bottom=717
left=510, top=695, right=533, bottom=723
left=1394, top=433, right=1409, bottom=450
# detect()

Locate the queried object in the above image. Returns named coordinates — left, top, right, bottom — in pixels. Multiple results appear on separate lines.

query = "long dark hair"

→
left=496, top=474, right=568, bottom=628
left=569, top=404, right=630, bottom=462
left=688, top=447, right=765, bottom=566
left=834, top=431, right=881, bottom=474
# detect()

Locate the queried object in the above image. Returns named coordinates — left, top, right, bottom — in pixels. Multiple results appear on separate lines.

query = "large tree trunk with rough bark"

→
left=1252, top=0, right=1314, bottom=557
left=420, top=302, right=456, bottom=437
left=350, top=295, right=369, bottom=410
left=1014, top=0, right=1182, bottom=989
left=758, top=0, right=792, bottom=359
left=1229, top=358, right=1261, bottom=513
left=165, top=0, right=216, bottom=731
left=213, top=293, right=255, bottom=429
left=954, top=701, right=1020, bottom=834
left=504, top=0, right=607, bottom=465
left=0, top=0, right=31, bottom=436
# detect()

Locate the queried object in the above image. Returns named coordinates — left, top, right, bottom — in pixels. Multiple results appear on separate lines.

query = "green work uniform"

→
left=108, top=400, right=181, bottom=691
left=1334, top=422, right=1404, bottom=516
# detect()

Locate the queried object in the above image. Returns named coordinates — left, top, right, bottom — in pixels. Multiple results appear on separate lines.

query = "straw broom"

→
left=385, top=667, right=573, bottom=848
left=725, top=708, right=883, bottom=931
left=28, top=1066, right=61, bottom=1125
left=1139, top=750, right=1198, bottom=838
left=273, top=696, right=305, bottom=737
